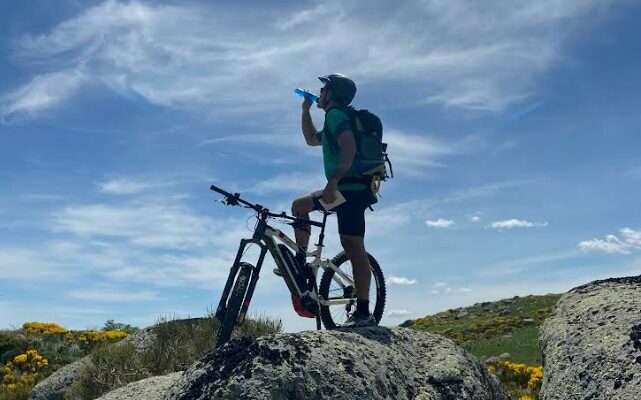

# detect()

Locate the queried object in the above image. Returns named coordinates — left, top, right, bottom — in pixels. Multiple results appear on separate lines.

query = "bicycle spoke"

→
left=331, top=307, right=347, bottom=322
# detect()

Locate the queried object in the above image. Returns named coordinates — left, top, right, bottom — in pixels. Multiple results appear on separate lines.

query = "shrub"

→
left=142, top=315, right=219, bottom=374
left=1, top=349, right=49, bottom=400
left=22, top=322, right=68, bottom=335
left=64, top=312, right=282, bottom=399
left=0, top=383, right=33, bottom=400
left=102, top=320, right=139, bottom=334
left=233, top=313, right=283, bottom=340
left=486, top=359, right=543, bottom=399
left=64, top=330, right=128, bottom=353
left=64, top=342, right=149, bottom=400
left=31, top=334, right=84, bottom=370
left=0, top=332, right=31, bottom=365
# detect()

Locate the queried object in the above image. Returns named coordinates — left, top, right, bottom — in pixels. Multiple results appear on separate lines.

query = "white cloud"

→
left=388, top=275, right=418, bottom=285
left=28, top=186, right=258, bottom=289
left=202, top=126, right=472, bottom=172
left=68, top=288, right=160, bottom=302
left=0, top=247, right=71, bottom=281
left=480, top=250, right=583, bottom=277
left=578, top=235, right=629, bottom=254
left=366, top=181, right=523, bottom=235
left=425, top=218, right=455, bottom=228
left=0, top=301, right=111, bottom=330
left=51, top=202, right=216, bottom=248
left=621, top=228, right=641, bottom=247
left=430, top=282, right=469, bottom=295
left=1, top=68, right=85, bottom=118
left=383, top=130, right=462, bottom=171
left=488, top=219, right=548, bottom=230
left=365, top=199, right=420, bottom=235
left=99, top=178, right=154, bottom=195
left=1, top=0, right=619, bottom=119
left=244, top=172, right=326, bottom=196
left=468, top=211, right=483, bottom=222
left=387, top=309, right=413, bottom=318
left=578, top=228, right=641, bottom=254
left=439, top=180, right=527, bottom=205
left=276, top=4, right=336, bottom=31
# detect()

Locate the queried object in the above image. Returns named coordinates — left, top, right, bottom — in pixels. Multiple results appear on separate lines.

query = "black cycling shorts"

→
left=313, top=189, right=377, bottom=237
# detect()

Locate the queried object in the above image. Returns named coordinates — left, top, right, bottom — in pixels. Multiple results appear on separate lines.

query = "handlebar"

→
left=210, top=184, right=258, bottom=210
left=210, top=184, right=323, bottom=227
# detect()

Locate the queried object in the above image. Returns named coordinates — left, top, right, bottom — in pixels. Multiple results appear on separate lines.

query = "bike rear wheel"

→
left=215, top=262, right=253, bottom=348
left=318, top=251, right=386, bottom=329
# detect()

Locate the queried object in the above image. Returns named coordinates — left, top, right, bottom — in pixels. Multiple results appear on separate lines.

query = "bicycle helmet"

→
left=318, top=73, right=357, bottom=105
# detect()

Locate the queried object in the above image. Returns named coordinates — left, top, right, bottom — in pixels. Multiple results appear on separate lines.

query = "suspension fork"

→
left=215, top=238, right=261, bottom=321
left=237, top=243, right=268, bottom=324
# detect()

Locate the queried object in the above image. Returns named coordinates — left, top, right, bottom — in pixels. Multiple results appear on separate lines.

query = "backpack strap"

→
left=324, top=106, right=359, bottom=154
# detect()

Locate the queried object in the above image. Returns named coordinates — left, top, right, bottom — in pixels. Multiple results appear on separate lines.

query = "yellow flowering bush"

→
left=1, top=349, right=49, bottom=396
left=65, top=330, right=128, bottom=351
left=486, top=359, right=543, bottom=399
left=22, top=322, right=68, bottom=335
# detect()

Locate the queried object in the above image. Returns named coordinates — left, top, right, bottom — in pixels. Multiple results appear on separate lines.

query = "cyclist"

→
left=274, top=73, right=378, bottom=328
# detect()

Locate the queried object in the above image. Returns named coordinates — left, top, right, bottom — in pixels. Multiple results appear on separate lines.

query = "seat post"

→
left=316, top=211, right=329, bottom=247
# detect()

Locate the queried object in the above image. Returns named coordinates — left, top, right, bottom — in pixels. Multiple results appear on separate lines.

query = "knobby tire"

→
left=318, top=251, right=386, bottom=329
left=215, top=262, right=253, bottom=348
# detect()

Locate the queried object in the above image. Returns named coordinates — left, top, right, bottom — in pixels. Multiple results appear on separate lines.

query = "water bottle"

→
left=294, top=88, right=319, bottom=103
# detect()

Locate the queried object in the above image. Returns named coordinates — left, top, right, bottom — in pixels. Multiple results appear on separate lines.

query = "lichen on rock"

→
left=165, top=326, right=508, bottom=400
left=539, top=274, right=641, bottom=399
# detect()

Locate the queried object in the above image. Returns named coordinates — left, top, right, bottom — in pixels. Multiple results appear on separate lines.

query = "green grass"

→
left=408, top=293, right=562, bottom=365
left=463, top=325, right=543, bottom=365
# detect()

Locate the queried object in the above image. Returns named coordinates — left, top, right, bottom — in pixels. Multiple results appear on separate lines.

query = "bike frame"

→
left=214, top=205, right=356, bottom=326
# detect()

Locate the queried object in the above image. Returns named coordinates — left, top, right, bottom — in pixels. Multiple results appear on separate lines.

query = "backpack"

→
left=328, top=106, right=394, bottom=195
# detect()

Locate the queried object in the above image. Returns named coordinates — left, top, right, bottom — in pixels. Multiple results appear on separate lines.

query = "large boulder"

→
left=539, top=275, right=641, bottom=399
left=27, top=360, right=88, bottom=400
left=95, top=372, right=183, bottom=400
left=165, top=326, right=508, bottom=400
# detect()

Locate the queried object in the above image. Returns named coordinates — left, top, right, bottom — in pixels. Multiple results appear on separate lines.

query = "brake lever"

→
left=225, top=193, right=241, bottom=206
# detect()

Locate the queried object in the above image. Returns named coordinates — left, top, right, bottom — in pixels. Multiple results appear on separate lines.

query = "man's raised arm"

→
left=302, top=99, right=321, bottom=146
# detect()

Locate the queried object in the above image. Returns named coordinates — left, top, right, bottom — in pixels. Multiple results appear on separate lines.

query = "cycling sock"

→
left=356, top=299, right=370, bottom=316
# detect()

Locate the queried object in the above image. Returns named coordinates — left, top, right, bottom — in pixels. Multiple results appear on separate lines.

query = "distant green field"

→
left=407, top=293, right=562, bottom=365
left=463, top=325, right=543, bottom=364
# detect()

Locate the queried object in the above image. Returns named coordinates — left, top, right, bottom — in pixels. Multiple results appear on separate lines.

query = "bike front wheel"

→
left=215, top=262, right=253, bottom=348
left=318, top=251, right=386, bottom=329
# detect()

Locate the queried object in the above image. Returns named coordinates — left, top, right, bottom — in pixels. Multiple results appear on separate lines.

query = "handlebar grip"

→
left=210, top=184, right=231, bottom=197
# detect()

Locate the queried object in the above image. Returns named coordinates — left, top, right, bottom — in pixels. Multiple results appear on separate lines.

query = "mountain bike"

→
left=210, top=184, right=386, bottom=348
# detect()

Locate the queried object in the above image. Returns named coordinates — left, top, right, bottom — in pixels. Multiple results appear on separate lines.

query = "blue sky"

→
left=1, top=0, right=640, bottom=332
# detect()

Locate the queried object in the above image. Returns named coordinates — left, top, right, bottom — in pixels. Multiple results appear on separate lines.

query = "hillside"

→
left=2, top=294, right=561, bottom=400
left=403, top=293, right=562, bottom=365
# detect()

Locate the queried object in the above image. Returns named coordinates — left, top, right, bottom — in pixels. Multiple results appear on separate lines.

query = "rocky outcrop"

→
left=539, top=275, right=641, bottom=399
left=27, top=360, right=88, bottom=400
left=165, top=326, right=508, bottom=400
left=95, top=372, right=183, bottom=400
